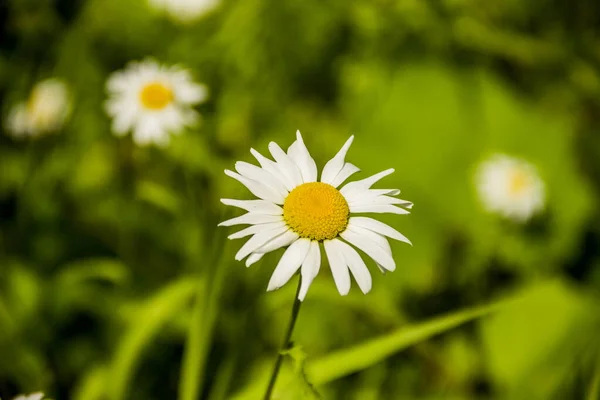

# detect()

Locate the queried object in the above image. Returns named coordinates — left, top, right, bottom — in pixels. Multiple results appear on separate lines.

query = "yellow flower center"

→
left=508, top=168, right=530, bottom=196
left=283, top=182, right=349, bottom=241
left=139, top=82, right=173, bottom=110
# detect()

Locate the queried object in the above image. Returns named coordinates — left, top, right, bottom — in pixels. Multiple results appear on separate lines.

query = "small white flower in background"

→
left=5, top=78, right=70, bottom=138
left=219, top=131, right=413, bottom=301
left=148, top=0, right=219, bottom=23
left=476, top=154, right=545, bottom=222
left=105, top=59, right=207, bottom=147
left=12, top=392, right=44, bottom=400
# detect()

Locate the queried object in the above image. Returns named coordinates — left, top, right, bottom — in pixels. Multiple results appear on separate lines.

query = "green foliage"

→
left=2, top=0, right=600, bottom=399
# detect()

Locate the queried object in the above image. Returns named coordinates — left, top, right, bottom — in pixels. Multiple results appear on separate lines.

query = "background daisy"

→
left=105, top=59, right=207, bottom=146
left=219, top=131, right=413, bottom=300
left=148, top=0, right=220, bottom=23
left=12, top=393, right=44, bottom=400
left=5, top=78, right=70, bottom=139
left=476, top=154, right=545, bottom=222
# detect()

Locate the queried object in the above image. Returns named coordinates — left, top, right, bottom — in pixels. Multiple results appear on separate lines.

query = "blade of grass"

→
left=231, top=299, right=507, bottom=400
left=307, top=302, right=500, bottom=385
left=587, top=358, right=600, bottom=400
left=178, top=214, right=233, bottom=400
left=109, top=278, right=199, bottom=400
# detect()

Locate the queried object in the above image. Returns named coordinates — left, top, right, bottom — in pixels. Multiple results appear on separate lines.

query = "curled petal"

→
left=321, top=136, right=354, bottom=184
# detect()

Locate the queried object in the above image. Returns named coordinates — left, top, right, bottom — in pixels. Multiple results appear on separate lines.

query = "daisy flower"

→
left=5, top=78, right=70, bottom=138
left=148, top=0, right=219, bottom=23
left=476, top=154, right=545, bottom=222
left=219, top=131, right=412, bottom=300
left=12, top=393, right=44, bottom=400
left=105, top=59, right=207, bottom=146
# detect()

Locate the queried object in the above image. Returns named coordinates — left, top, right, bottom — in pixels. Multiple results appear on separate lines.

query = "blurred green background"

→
left=2, top=0, right=600, bottom=399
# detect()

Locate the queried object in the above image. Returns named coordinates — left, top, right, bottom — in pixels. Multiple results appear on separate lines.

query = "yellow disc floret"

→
left=508, top=167, right=530, bottom=197
left=139, top=82, right=173, bottom=110
left=283, top=182, right=350, bottom=241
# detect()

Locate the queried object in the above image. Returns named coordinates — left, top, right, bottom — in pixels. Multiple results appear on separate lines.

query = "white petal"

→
left=175, top=82, right=208, bottom=104
left=224, top=169, right=284, bottom=204
left=267, top=238, right=311, bottom=291
left=228, top=221, right=287, bottom=239
left=366, top=229, right=393, bottom=254
left=268, top=142, right=303, bottom=186
left=289, top=130, right=318, bottom=183
left=345, top=189, right=403, bottom=204
left=5, top=104, right=29, bottom=137
left=321, top=136, right=354, bottom=184
left=350, top=225, right=393, bottom=254
left=340, top=168, right=395, bottom=198
left=235, top=225, right=289, bottom=260
left=220, top=199, right=283, bottom=215
left=246, top=252, right=264, bottom=267
left=218, top=213, right=282, bottom=227
left=324, top=239, right=351, bottom=295
left=235, top=161, right=289, bottom=197
left=335, top=239, right=372, bottom=294
left=349, top=195, right=412, bottom=207
left=133, top=115, right=169, bottom=146
left=287, top=140, right=301, bottom=160
left=368, top=189, right=401, bottom=196
left=349, top=217, right=412, bottom=245
left=255, top=230, right=299, bottom=254
left=350, top=204, right=410, bottom=215
left=340, top=227, right=396, bottom=271
left=298, top=240, right=321, bottom=301
left=250, top=148, right=296, bottom=191
left=329, top=163, right=360, bottom=188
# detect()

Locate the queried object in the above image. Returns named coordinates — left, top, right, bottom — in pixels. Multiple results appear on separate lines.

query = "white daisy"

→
left=12, top=392, right=44, bottom=400
left=5, top=78, right=70, bottom=138
left=148, top=0, right=219, bottom=23
left=105, top=59, right=207, bottom=146
left=219, top=131, right=413, bottom=300
left=476, top=154, right=545, bottom=222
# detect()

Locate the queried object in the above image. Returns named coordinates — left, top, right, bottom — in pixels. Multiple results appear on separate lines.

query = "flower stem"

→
left=263, top=277, right=303, bottom=400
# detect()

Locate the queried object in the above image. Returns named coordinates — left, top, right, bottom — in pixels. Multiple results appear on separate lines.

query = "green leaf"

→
left=73, top=366, right=108, bottom=400
left=54, top=258, right=129, bottom=287
left=282, top=345, right=322, bottom=399
left=307, top=302, right=498, bottom=385
left=588, top=359, right=600, bottom=400
left=481, top=279, right=595, bottom=398
left=108, top=278, right=199, bottom=400
left=135, top=179, right=181, bottom=214
left=232, top=300, right=501, bottom=400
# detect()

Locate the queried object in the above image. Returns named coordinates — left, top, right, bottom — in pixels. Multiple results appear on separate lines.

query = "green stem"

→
left=263, top=277, right=303, bottom=400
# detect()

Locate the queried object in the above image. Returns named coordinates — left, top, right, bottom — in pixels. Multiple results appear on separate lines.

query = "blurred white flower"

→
left=476, top=154, right=545, bottom=222
left=105, top=59, right=208, bottom=147
left=12, top=392, right=44, bottom=400
left=148, top=0, right=219, bottom=23
left=5, top=78, right=71, bottom=138
left=219, top=131, right=413, bottom=300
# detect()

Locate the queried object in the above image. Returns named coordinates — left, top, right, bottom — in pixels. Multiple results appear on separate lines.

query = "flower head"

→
left=105, top=59, right=207, bottom=146
left=476, top=154, right=545, bottom=221
left=12, top=392, right=44, bottom=400
left=219, top=131, right=412, bottom=300
left=5, top=78, right=70, bottom=138
left=148, top=0, right=219, bottom=23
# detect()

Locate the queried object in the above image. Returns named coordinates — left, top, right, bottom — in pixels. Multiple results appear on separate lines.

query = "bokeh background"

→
left=2, top=0, right=600, bottom=399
